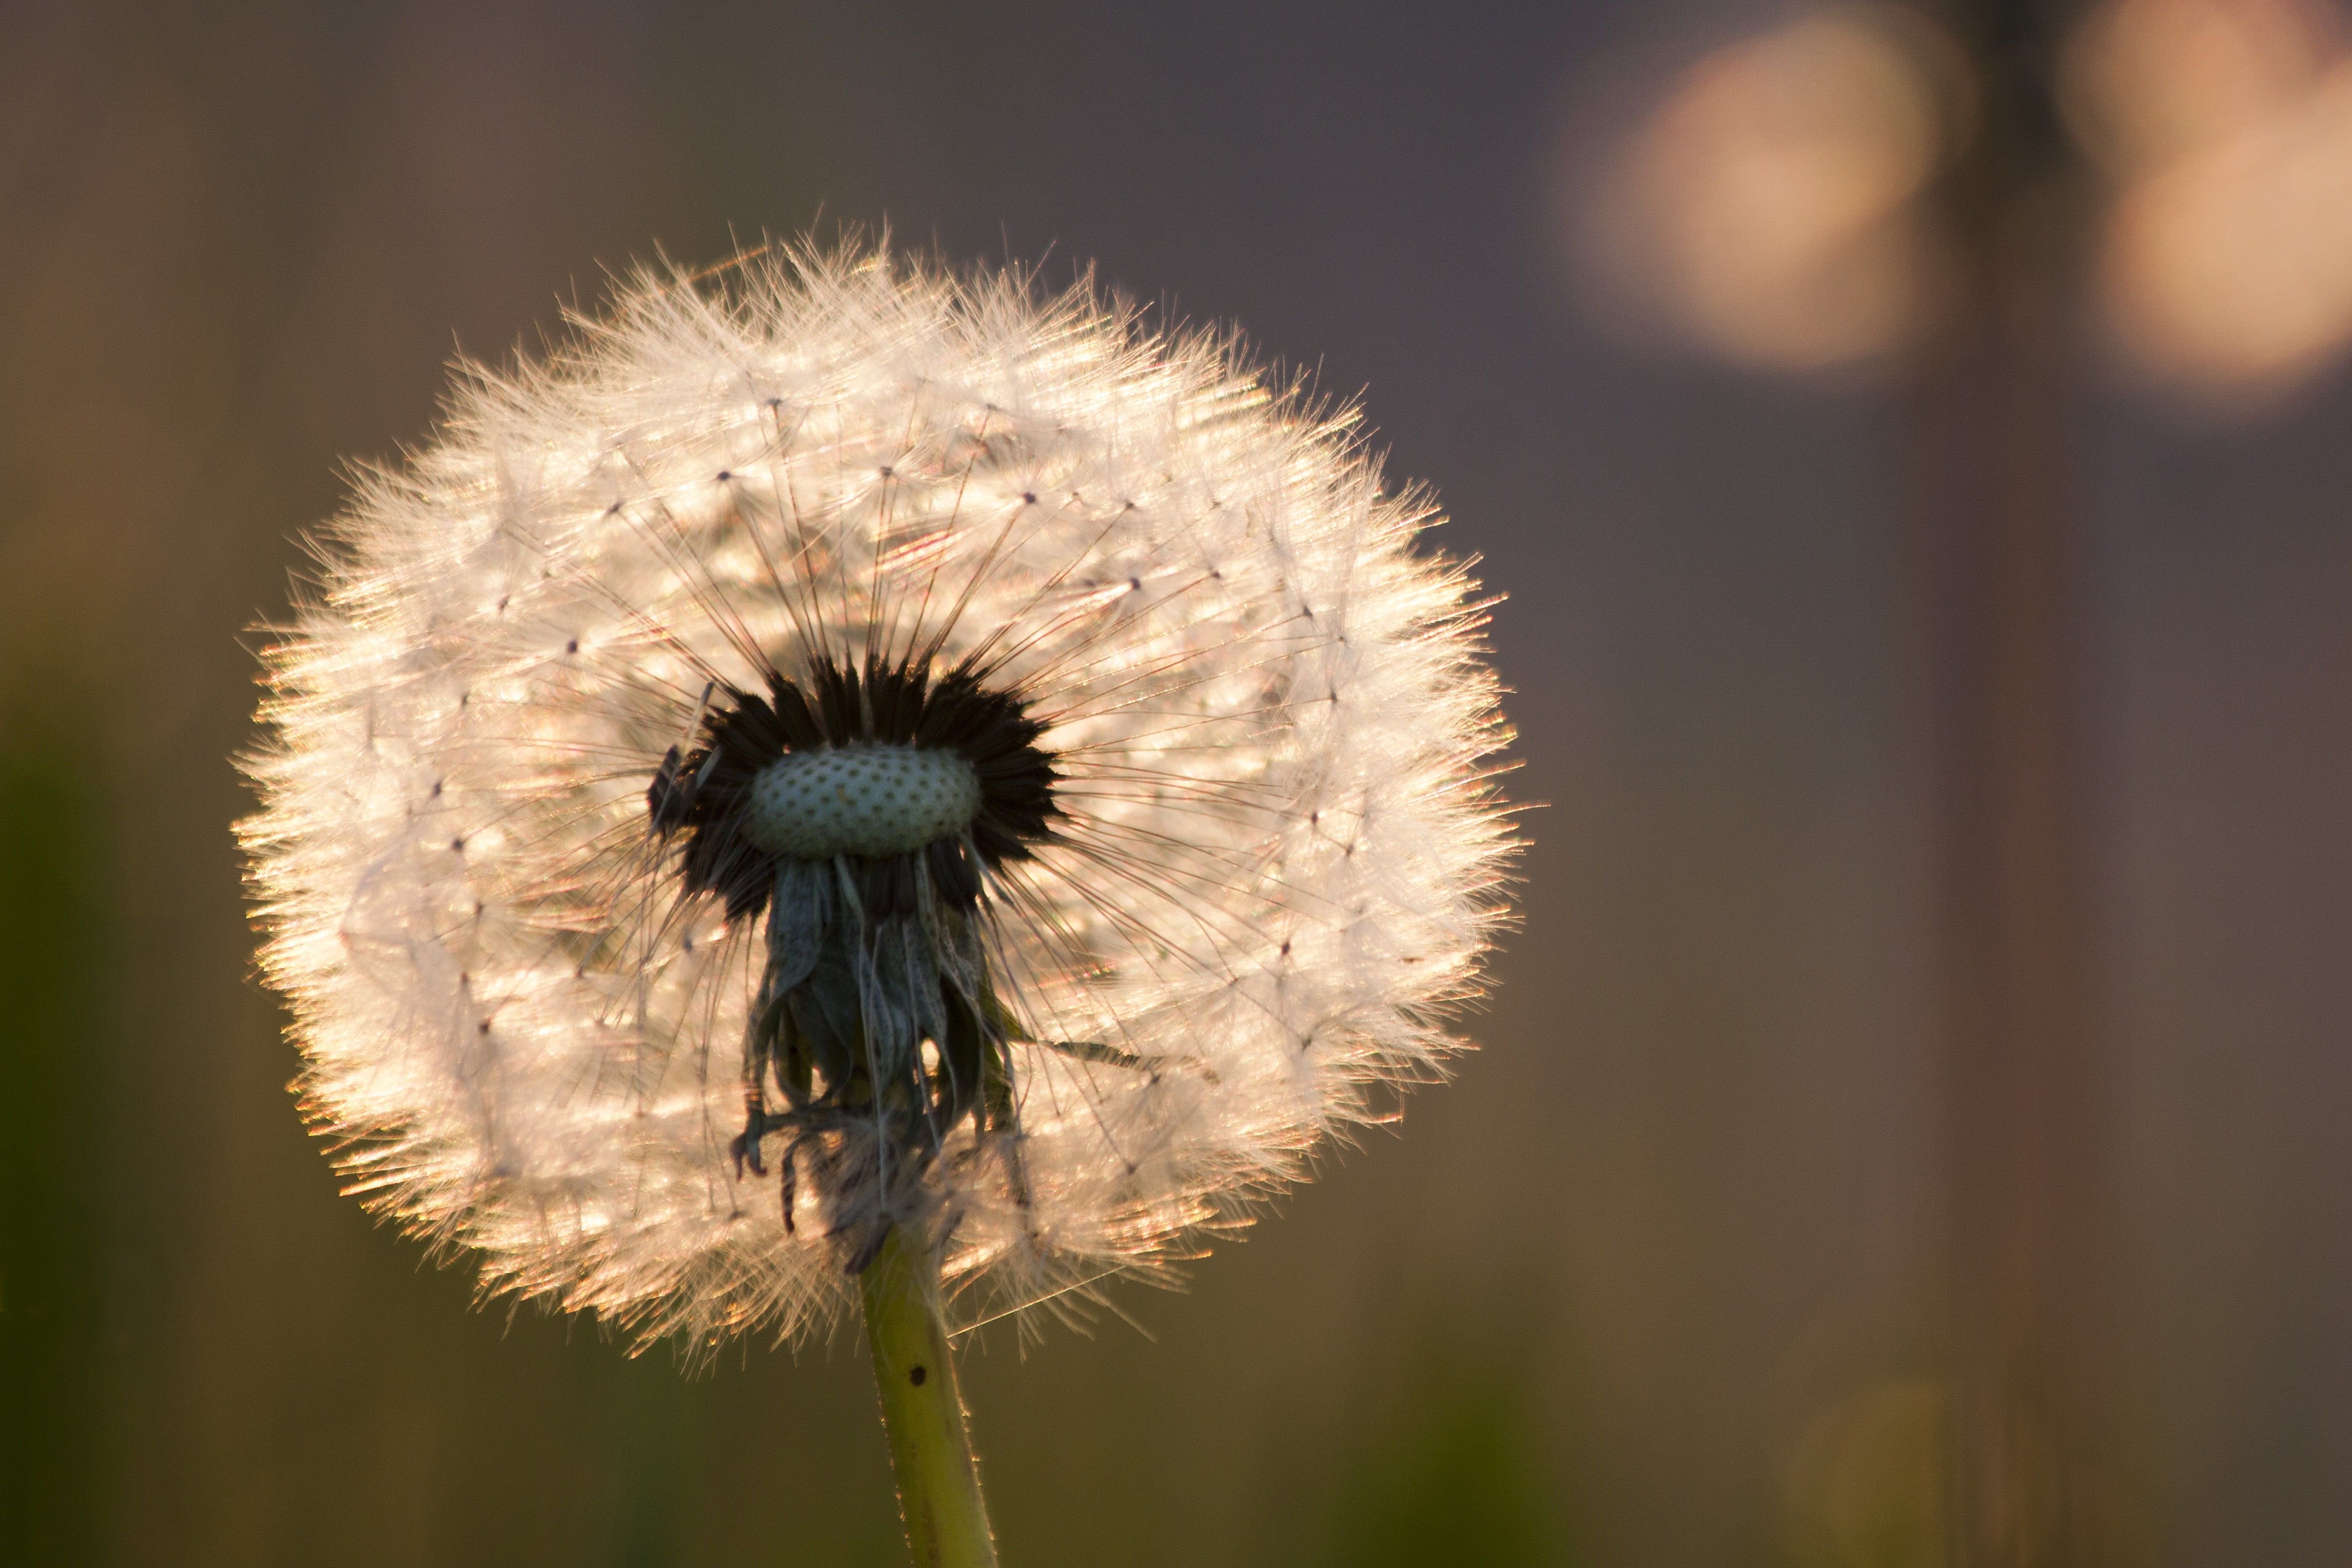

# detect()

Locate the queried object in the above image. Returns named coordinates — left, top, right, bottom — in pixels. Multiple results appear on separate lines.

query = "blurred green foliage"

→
left=1321, top=1361, right=1557, bottom=1568
left=1775, top=1377, right=1946, bottom=1568
left=0, top=680, right=113, bottom=1563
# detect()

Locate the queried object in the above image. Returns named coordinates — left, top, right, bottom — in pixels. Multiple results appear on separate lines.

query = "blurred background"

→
left=2, top=0, right=2347, bottom=1563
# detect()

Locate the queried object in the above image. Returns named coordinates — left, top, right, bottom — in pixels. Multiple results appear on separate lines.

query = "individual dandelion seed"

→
left=238, top=241, right=1518, bottom=1564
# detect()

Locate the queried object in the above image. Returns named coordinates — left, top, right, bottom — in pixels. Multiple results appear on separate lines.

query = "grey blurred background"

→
left=1, top=0, right=2346, bottom=1564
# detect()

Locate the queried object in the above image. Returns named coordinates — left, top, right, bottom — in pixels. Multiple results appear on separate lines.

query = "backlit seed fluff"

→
left=238, top=245, right=1518, bottom=1350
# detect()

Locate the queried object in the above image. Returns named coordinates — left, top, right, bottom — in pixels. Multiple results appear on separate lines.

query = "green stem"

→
left=860, top=1224, right=999, bottom=1568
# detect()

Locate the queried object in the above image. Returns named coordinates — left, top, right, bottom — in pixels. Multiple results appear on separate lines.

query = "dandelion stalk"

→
left=860, top=1224, right=997, bottom=1568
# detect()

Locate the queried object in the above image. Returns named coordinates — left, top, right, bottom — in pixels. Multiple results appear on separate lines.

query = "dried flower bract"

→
left=239, top=243, right=1516, bottom=1350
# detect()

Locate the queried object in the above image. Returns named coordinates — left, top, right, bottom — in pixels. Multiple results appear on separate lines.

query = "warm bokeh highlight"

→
left=2070, top=0, right=2352, bottom=393
left=1572, top=6, right=1970, bottom=368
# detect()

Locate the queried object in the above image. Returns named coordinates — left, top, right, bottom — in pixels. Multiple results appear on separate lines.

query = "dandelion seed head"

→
left=238, top=242, right=1518, bottom=1351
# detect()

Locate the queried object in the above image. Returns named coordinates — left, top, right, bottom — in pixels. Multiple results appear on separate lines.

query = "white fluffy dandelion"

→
left=239, top=245, right=1515, bottom=1368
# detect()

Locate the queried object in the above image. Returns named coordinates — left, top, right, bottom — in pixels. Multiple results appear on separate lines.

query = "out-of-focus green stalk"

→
left=860, top=1224, right=998, bottom=1568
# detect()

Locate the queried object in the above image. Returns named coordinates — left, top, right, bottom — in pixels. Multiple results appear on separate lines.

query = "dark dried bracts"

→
left=648, top=654, right=1060, bottom=1260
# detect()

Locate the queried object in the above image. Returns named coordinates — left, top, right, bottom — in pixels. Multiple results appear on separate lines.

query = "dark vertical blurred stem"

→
left=0, top=684, right=114, bottom=1560
left=1910, top=2, right=2114, bottom=1565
